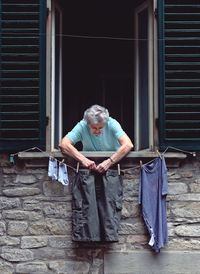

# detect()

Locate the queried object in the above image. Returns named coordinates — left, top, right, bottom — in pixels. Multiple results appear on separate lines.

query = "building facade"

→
left=0, top=0, right=200, bottom=273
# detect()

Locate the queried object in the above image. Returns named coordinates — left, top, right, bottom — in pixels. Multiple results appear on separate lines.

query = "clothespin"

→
left=49, top=155, right=54, bottom=161
left=9, top=154, right=15, bottom=164
left=156, top=150, right=162, bottom=159
left=117, top=164, right=120, bottom=175
left=76, top=162, right=80, bottom=173
left=140, top=160, right=143, bottom=167
left=60, top=159, right=65, bottom=165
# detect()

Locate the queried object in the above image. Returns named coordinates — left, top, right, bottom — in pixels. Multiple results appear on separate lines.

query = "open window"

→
left=50, top=0, right=155, bottom=152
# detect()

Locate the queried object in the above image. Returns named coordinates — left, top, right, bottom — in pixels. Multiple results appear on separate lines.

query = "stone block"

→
left=15, top=174, right=37, bottom=184
left=0, top=236, right=20, bottom=246
left=0, top=259, right=14, bottom=274
left=175, top=225, right=200, bottom=237
left=23, top=199, right=42, bottom=211
left=170, top=202, right=200, bottom=218
left=0, top=222, right=6, bottom=235
left=48, top=236, right=72, bottom=248
left=21, top=236, right=48, bottom=249
left=7, top=221, right=28, bottom=236
left=43, top=181, right=69, bottom=197
left=43, top=202, right=71, bottom=218
left=3, top=187, right=41, bottom=197
left=1, top=247, right=34, bottom=262
left=29, top=218, right=71, bottom=235
left=0, top=197, right=20, bottom=210
left=16, top=262, right=48, bottom=273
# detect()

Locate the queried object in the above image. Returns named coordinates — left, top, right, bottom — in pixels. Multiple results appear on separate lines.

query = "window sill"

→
left=17, top=150, right=187, bottom=168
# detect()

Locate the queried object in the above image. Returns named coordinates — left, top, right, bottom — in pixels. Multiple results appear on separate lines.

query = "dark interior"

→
left=59, top=0, right=143, bottom=142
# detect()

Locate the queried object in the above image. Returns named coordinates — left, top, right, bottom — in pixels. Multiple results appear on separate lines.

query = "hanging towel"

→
left=58, top=163, right=69, bottom=186
left=48, top=157, right=58, bottom=180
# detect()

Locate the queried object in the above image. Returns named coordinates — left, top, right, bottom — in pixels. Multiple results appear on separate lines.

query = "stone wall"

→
left=0, top=154, right=200, bottom=274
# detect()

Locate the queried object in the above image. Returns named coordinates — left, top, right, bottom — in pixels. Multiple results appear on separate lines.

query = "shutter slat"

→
left=0, top=0, right=46, bottom=151
left=158, top=0, right=200, bottom=149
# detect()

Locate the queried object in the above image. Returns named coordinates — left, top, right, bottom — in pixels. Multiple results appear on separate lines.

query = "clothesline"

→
left=10, top=147, right=77, bottom=172
left=2, top=32, right=191, bottom=42
left=10, top=145, right=196, bottom=174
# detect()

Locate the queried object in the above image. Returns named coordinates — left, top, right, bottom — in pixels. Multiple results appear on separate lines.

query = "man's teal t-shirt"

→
left=66, top=117, right=125, bottom=151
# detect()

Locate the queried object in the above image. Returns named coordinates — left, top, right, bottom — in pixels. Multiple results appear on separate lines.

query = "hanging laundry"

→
left=72, top=169, right=123, bottom=242
left=48, top=157, right=58, bottom=180
left=139, top=156, right=168, bottom=252
left=58, top=162, right=69, bottom=186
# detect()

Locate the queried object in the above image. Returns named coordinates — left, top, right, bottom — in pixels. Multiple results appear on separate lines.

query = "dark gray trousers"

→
left=71, top=169, right=123, bottom=242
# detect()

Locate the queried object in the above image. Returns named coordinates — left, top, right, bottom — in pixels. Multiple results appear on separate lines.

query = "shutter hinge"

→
left=155, top=118, right=159, bottom=130
left=154, top=8, right=158, bottom=19
left=46, top=116, right=49, bottom=126
left=46, top=8, right=49, bottom=17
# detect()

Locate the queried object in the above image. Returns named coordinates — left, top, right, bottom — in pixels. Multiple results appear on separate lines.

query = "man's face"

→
left=89, top=123, right=105, bottom=136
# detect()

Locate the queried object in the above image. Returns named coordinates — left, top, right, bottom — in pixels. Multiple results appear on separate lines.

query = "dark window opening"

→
left=58, top=0, right=143, bottom=143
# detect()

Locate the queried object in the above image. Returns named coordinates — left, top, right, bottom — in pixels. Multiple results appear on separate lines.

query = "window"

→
left=50, top=0, right=156, bottom=152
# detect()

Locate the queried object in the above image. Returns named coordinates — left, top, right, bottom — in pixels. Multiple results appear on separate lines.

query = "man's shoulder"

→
left=78, top=119, right=87, bottom=127
left=70, top=119, right=87, bottom=133
left=107, top=117, right=120, bottom=127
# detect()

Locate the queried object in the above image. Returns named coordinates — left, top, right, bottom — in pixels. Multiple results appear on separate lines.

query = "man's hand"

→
left=81, top=158, right=97, bottom=170
left=96, top=158, right=112, bottom=173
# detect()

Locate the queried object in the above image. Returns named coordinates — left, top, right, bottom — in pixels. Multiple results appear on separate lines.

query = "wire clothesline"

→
left=10, top=147, right=77, bottom=172
left=10, top=145, right=196, bottom=174
left=1, top=32, right=186, bottom=41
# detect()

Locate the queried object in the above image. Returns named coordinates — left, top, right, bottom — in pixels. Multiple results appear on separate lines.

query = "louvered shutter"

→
left=0, top=0, right=46, bottom=152
left=158, top=0, right=200, bottom=150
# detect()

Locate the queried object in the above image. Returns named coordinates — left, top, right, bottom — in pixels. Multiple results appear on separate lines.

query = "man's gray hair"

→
left=83, top=104, right=109, bottom=124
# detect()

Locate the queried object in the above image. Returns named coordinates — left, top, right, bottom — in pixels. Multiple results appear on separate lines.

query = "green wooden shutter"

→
left=158, top=0, right=200, bottom=151
left=0, top=0, right=46, bottom=152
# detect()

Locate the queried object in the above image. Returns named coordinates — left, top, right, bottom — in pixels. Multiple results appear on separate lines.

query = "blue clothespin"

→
left=9, top=154, right=15, bottom=164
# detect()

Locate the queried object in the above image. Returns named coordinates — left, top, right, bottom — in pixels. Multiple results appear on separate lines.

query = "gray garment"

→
left=71, top=169, right=123, bottom=242
left=139, top=156, right=168, bottom=252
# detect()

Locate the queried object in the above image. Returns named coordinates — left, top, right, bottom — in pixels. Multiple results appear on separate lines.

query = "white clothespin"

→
left=117, top=164, right=120, bottom=175
left=156, top=150, right=162, bottom=159
left=48, top=156, right=58, bottom=180
left=76, top=162, right=80, bottom=173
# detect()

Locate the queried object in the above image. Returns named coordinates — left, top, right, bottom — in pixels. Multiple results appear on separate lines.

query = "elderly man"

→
left=59, top=104, right=134, bottom=242
left=59, top=104, right=133, bottom=172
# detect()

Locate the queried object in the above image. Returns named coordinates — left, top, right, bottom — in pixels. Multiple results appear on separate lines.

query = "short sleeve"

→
left=66, top=122, right=83, bottom=145
left=109, top=118, right=125, bottom=139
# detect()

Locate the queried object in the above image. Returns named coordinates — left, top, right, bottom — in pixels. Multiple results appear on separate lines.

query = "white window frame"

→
left=50, top=1, right=63, bottom=151
left=46, top=0, right=158, bottom=152
left=134, top=0, right=154, bottom=151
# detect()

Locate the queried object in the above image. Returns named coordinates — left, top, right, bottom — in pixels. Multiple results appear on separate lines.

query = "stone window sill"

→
left=18, top=150, right=187, bottom=168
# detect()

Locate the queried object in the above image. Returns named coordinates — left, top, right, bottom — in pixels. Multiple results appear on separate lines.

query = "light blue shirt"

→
left=66, top=117, right=125, bottom=151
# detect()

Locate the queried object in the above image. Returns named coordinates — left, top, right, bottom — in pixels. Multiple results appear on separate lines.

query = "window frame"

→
left=134, top=0, right=155, bottom=151
left=47, top=0, right=158, bottom=153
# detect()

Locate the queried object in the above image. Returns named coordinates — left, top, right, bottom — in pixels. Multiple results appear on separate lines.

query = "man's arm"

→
left=59, top=137, right=96, bottom=169
left=109, top=133, right=133, bottom=163
left=96, top=133, right=134, bottom=173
